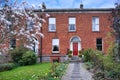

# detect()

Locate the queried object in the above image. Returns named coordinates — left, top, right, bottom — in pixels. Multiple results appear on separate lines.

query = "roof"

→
left=34, top=8, right=114, bottom=13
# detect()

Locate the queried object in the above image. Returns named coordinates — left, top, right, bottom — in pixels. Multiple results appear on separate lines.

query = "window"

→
left=10, top=38, right=16, bottom=49
left=27, top=21, right=34, bottom=31
left=92, top=17, right=99, bottom=31
left=33, top=43, right=38, bottom=54
left=49, top=18, right=56, bottom=32
left=69, top=17, right=76, bottom=31
left=96, top=38, right=102, bottom=51
left=52, top=39, right=59, bottom=53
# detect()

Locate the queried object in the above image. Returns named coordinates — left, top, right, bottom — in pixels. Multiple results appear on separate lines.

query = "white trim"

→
left=45, top=11, right=112, bottom=14
left=69, top=36, right=82, bottom=55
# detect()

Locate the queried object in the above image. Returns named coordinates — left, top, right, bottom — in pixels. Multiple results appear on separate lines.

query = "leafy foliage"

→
left=0, top=63, right=16, bottom=72
left=46, top=62, right=67, bottom=80
left=19, top=51, right=37, bottom=66
left=83, top=48, right=120, bottom=80
left=9, top=47, right=37, bottom=66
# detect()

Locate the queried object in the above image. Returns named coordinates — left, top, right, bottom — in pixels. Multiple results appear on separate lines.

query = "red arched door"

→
left=73, top=42, right=78, bottom=55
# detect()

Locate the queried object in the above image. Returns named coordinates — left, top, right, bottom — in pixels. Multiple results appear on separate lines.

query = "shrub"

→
left=9, top=47, right=29, bottom=64
left=0, top=63, right=16, bottom=72
left=68, top=50, right=72, bottom=58
left=46, top=62, right=67, bottom=80
left=10, top=47, right=37, bottom=66
left=19, top=51, right=37, bottom=66
left=82, top=49, right=93, bottom=62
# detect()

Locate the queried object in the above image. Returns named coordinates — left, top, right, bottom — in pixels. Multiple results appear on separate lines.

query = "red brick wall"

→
left=42, top=12, right=113, bottom=57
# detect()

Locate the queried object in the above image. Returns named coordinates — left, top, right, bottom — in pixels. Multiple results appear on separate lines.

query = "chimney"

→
left=80, top=3, right=83, bottom=9
left=42, top=2, right=46, bottom=9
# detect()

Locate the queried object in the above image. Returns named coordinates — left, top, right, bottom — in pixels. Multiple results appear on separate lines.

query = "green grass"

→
left=0, top=63, right=51, bottom=80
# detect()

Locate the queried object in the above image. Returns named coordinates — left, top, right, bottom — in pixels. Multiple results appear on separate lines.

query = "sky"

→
left=1, top=0, right=120, bottom=8
left=26, top=0, right=119, bottom=8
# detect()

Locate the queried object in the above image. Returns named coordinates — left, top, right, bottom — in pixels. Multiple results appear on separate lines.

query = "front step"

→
left=70, top=56, right=81, bottom=62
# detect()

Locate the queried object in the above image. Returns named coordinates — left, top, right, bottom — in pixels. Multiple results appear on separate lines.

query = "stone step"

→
left=71, top=56, right=80, bottom=60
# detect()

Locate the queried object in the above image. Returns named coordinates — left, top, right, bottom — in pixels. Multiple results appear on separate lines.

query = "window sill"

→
left=92, top=31, right=100, bottom=32
left=48, top=31, right=56, bottom=33
left=68, top=30, right=76, bottom=32
left=52, top=51, right=60, bottom=54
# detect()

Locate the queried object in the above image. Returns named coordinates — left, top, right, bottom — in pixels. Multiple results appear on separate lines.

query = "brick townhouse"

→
left=1, top=4, right=113, bottom=62
left=39, top=5, right=113, bottom=62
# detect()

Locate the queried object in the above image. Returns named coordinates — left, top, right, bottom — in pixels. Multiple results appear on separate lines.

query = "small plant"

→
left=78, top=50, right=82, bottom=57
left=68, top=50, right=72, bottom=58
left=46, top=62, right=67, bottom=80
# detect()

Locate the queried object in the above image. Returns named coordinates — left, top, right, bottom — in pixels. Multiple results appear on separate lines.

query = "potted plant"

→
left=78, top=50, right=82, bottom=57
left=68, top=50, right=72, bottom=58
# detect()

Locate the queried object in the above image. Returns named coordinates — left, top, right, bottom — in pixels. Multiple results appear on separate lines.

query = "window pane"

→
left=97, top=38, right=102, bottom=44
left=69, top=24, right=75, bottom=31
left=10, top=38, right=16, bottom=48
left=52, top=39, right=59, bottom=52
left=53, top=45, right=59, bottom=51
left=49, top=18, right=56, bottom=31
left=49, top=24, right=56, bottom=31
left=96, top=38, right=102, bottom=51
left=95, top=25, right=99, bottom=31
left=52, top=39, right=59, bottom=45
left=92, top=17, right=99, bottom=31
left=49, top=18, right=56, bottom=24
left=69, top=18, right=75, bottom=24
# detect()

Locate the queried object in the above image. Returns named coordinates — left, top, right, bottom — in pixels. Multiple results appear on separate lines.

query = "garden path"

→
left=62, top=62, right=94, bottom=80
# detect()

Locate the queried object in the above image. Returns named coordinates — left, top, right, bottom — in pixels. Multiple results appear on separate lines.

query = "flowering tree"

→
left=0, top=0, right=49, bottom=55
left=112, top=0, right=120, bottom=61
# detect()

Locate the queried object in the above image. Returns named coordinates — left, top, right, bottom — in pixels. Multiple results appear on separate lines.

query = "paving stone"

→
left=61, top=62, right=94, bottom=80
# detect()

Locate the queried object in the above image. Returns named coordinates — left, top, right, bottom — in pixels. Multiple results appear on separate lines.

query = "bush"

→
left=82, top=49, right=93, bottom=62
left=0, top=63, right=16, bottom=72
left=46, top=62, right=67, bottom=80
left=10, top=47, right=37, bottom=66
left=9, top=47, right=29, bottom=64
left=19, top=51, right=37, bottom=66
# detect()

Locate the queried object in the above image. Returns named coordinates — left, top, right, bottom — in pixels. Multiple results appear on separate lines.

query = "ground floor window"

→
left=10, top=38, right=16, bottom=49
left=96, top=38, right=102, bottom=51
left=52, top=39, right=59, bottom=53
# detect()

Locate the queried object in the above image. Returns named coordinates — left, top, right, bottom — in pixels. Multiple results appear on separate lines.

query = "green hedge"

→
left=19, top=51, right=37, bottom=66
left=0, top=63, right=16, bottom=72
left=9, top=47, right=37, bottom=66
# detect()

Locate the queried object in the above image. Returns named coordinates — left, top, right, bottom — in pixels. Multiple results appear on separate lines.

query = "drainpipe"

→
left=40, top=26, right=42, bottom=63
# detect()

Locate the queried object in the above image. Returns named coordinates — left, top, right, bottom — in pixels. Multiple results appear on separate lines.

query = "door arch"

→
left=70, top=36, right=81, bottom=55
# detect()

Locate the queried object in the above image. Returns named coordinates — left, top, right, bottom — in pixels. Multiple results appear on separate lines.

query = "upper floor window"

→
left=92, top=17, right=99, bottom=31
left=52, top=39, right=59, bottom=53
left=96, top=38, right=102, bottom=51
left=27, top=20, right=34, bottom=31
left=49, top=18, right=56, bottom=32
left=69, top=17, right=76, bottom=32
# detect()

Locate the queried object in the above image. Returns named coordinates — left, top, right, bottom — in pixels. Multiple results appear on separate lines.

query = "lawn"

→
left=0, top=63, right=51, bottom=80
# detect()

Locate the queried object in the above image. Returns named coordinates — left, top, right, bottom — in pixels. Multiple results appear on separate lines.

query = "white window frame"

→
left=92, top=17, right=99, bottom=31
left=52, top=39, right=59, bottom=53
left=69, top=17, right=76, bottom=32
left=49, top=18, right=56, bottom=32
